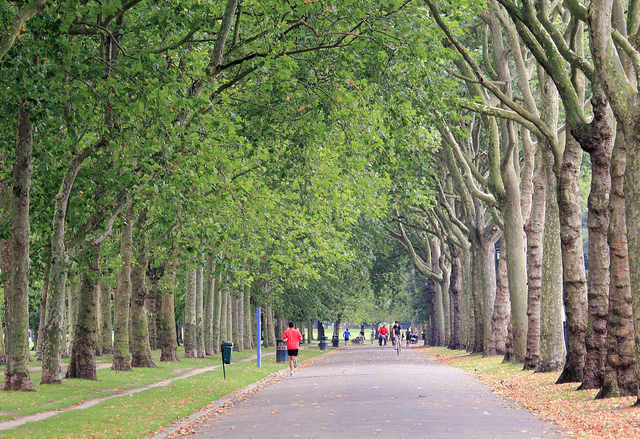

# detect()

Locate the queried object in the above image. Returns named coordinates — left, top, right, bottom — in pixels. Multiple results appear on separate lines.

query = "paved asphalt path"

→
left=166, top=344, right=563, bottom=439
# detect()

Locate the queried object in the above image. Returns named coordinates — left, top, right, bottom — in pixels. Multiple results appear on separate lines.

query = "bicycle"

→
left=395, top=335, right=402, bottom=355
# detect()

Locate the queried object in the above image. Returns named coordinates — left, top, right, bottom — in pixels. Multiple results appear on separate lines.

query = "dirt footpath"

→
left=159, top=344, right=563, bottom=439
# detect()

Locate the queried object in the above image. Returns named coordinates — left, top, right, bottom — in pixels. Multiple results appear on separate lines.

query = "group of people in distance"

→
left=282, top=321, right=421, bottom=377
left=374, top=322, right=418, bottom=347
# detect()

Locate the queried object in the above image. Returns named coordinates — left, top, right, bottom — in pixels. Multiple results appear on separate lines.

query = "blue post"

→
left=257, top=307, right=261, bottom=368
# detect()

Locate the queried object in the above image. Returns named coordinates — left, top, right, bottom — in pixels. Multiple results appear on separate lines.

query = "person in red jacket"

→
left=378, top=324, right=389, bottom=348
left=282, top=322, right=303, bottom=376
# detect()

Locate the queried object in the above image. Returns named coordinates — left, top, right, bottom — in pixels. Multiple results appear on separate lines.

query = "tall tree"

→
left=2, top=105, right=36, bottom=391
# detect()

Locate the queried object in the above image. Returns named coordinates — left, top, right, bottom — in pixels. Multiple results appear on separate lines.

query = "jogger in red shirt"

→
left=282, top=322, right=303, bottom=376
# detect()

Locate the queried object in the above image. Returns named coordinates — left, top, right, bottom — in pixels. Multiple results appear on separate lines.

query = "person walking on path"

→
left=282, top=322, right=302, bottom=376
left=343, top=328, right=351, bottom=345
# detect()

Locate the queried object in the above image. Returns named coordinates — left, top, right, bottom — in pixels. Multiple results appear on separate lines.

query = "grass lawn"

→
left=0, top=344, right=332, bottom=439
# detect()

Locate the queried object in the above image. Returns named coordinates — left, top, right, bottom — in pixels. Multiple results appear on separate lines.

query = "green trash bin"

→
left=222, top=341, right=234, bottom=364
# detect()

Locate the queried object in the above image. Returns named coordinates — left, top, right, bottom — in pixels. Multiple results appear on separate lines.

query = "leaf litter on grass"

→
left=425, top=347, right=640, bottom=439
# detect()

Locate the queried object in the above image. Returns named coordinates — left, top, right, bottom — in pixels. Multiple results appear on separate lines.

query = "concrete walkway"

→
left=161, top=344, right=563, bottom=439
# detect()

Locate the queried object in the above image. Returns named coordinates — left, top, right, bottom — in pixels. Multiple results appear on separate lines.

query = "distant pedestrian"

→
left=370, top=328, right=375, bottom=344
left=282, top=322, right=303, bottom=377
left=343, top=328, right=351, bottom=345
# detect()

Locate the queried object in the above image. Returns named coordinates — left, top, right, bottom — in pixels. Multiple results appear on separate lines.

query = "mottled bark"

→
left=98, top=280, right=113, bottom=356
left=440, top=253, right=451, bottom=345
left=266, top=305, right=276, bottom=347
left=243, top=284, right=253, bottom=349
left=480, top=228, right=499, bottom=356
left=112, top=208, right=133, bottom=371
left=470, top=245, right=482, bottom=353
left=597, top=128, right=635, bottom=398
left=66, top=247, right=100, bottom=380
left=460, top=245, right=473, bottom=350
left=220, top=285, right=229, bottom=343
left=203, top=254, right=216, bottom=356
left=2, top=106, right=36, bottom=391
left=231, top=289, right=240, bottom=352
left=183, top=268, right=197, bottom=358
left=556, top=135, right=588, bottom=384
left=431, top=241, right=446, bottom=346
left=587, top=0, right=640, bottom=405
left=448, top=245, right=462, bottom=350
left=524, top=159, right=545, bottom=370
left=41, top=140, right=100, bottom=384
left=35, top=262, right=50, bottom=360
left=580, top=91, right=613, bottom=389
left=146, top=266, right=162, bottom=351
left=502, top=155, right=529, bottom=363
left=538, top=147, right=566, bottom=373
left=491, top=251, right=510, bottom=355
left=67, top=279, right=79, bottom=354
left=0, top=310, right=6, bottom=365
left=212, top=269, right=223, bottom=354
left=236, top=286, right=245, bottom=352
left=196, top=264, right=206, bottom=358
left=160, top=258, right=180, bottom=362
left=130, top=218, right=156, bottom=368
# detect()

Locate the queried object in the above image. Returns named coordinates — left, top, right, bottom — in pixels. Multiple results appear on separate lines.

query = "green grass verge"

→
left=0, top=346, right=332, bottom=439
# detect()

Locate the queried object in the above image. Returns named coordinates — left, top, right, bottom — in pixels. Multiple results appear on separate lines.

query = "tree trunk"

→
left=160, top=258, right=180, bottom=362
left=470, top=245, right=482, bottom=353
left=220, top=283, right=228, bottom=343
left=227, top=289, right=233, bottom=343
left=440, top=254, right=451, bottom=345
left=266, top=306, right=276, bottom=347
left=243, top=284, right=253, bottom=349
left=130, top=214, right=156, bottom=368
left=146, top=265, right=161, bottom=351
left=0, top=310, right=6, bottom=365
left=212, top=269, right=223, bottom=354
left=587, top=0, right=640, bottom=405
left=460, top=244, right=472, bottom=350
left=196, top=263, right=206, bottom=358
left=204, top=254, right=216, bottom=356
left=231, top=289, right=241, bottom=352
left=538, top=147, right=566, bottom=373
left=112, top=207, right=133, bottom=371
left=448, top=245, right=462, bottom=350
left=524, top=158, right=545, bottom=370
left=502, top=155, right=529, bottom=363
left=491, top=250, right=510, bottom=355
left=184, top=268, right=197, bottom=358
left=35, top=261, right=50, bottom=360
left=2, top=106, right=36, bottom=391
left=98, top=280, right=113, bottom=355
left=66, top=246, right=100, bottom=380
left=480, top=230, right=497, bottom=356
left=431, top=241, right=446, bottom=346
left=67, top=278, right=79, bottom=356
left=556, top=134, right=589, bottom=384
left=236, top=286, right=245, bottom=351
left=597, top=128, right=636, bottom=398
left=40, top=141, right=97, bottom=384
left=581, top=91, right=613, bottom=389
left=317, top=320, right=325, bottom=339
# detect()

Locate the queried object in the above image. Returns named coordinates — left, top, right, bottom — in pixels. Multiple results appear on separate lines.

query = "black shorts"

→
left=288, top=349, right=299, bottom=357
